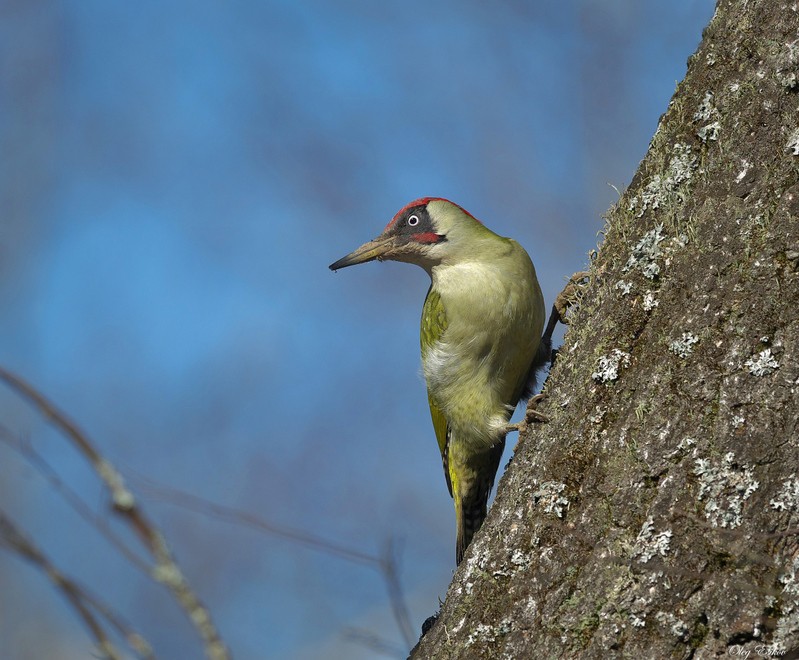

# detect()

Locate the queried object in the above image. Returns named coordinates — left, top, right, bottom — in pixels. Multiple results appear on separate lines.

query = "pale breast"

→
left=423, top=258, right=543, bottom=444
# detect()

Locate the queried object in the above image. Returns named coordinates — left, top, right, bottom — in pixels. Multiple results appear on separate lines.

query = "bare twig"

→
left=130, top=474, right=380, bottom=566
left=77, top=588, right=156, bottom=660
left=0, top=425, right=151, bottom=573
left=0, top=366, right=229, bottom=660
left=129, top=475, right=419, bottom=648
left=341, top=628, right=407, bottom=658
left=381, top=539, right=415, bottom=649
left=0, top=509, right=154, bottom=660
left=0, top=365, right=421, bottom=654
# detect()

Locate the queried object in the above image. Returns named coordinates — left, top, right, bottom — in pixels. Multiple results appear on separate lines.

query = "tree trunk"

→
left=411, top=0, right=799, bottom=657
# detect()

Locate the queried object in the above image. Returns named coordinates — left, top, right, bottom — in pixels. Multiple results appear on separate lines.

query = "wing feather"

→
left=420, top=286, right=452, bottom=497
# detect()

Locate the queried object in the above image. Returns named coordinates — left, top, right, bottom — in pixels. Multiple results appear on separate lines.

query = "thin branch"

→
left=0, top=365, right=421, bottom=652
left=381, top=538, right=415, bottom=649
left=0, top=509, right=153, bottom=660
left=129, top=473, right=381, bottom=567
left=0, top=425, right=151, bottom=573
left=341, top=628, right=407, bottom=658
left=129, top=474, right=420, bottom=648
left=0, top=366, right=229, bottom=660
left=78, top=588, right=156, bottom=660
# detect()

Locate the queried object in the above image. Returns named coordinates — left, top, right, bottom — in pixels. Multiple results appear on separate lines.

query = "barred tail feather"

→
left=455, top=493, right=489, bottom=565
left=452, top=440, right=505, bottom=565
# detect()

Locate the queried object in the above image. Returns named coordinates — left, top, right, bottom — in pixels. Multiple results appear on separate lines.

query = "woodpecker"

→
left=330, top=198, right=548, bottom=564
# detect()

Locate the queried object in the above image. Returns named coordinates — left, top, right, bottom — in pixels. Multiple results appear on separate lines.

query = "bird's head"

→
left=329, top=198, right=486, bottom=273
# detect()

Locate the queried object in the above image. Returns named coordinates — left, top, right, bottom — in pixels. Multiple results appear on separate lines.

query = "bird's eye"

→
left=407, top=215, right=420, bottom=226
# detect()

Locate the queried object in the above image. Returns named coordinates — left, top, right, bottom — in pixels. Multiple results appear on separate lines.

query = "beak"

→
left=329, top=236, right=397, bottom=271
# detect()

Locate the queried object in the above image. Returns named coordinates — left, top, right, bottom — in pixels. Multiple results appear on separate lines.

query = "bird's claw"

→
left=505, top=394, right=549, bottom=435
left=524, top=393, right=549, bottom=422
left=554, top=271, right=590, bottom=325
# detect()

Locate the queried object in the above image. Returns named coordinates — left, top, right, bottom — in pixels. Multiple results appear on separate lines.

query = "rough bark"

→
left=411, top=1, right=799, bottom=657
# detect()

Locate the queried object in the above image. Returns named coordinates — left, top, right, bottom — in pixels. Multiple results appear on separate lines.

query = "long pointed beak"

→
left=329, top=237, right=396, bottom=271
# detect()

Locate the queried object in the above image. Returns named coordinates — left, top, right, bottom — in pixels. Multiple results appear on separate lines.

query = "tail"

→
left=455, top=488, right=490, bottom=565
left=453, top=442, right=505, bottom=565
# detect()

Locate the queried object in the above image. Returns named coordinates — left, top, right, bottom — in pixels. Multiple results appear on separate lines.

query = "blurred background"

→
left=0, top=1, right=714, bottom=658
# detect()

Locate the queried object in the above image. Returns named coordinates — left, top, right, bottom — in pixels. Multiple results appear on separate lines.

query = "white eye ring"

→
left=407, top=215, right=420, bottom=226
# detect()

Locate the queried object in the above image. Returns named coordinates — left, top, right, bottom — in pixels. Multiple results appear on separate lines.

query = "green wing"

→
left=420, top=286, right=452, bottom=497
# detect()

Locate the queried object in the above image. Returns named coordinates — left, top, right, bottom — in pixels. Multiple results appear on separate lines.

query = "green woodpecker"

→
left=330, top=198, right=547, bottom=564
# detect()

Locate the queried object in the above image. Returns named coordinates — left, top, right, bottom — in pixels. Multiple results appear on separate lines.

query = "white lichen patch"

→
left=745, top=348, right=780, bottom=376
left=534, top=481, right=570, bottom=518
left=588, top=405, right=607, bottom=424
left=732, top=415, right=746, bottom=429
left=646, top=569, right=671, bottom=589
left=670, top=437, right=697, bottom=459
left=694, top=452, right=759, bottom=528
left=465, top=618, right=514, bottom=647
left=642, top=291, right=659, bottom=311
left=693, top=92, right=721, bottom=143
left=634, top=517, right=673, bottom=563
left=669, top=332, right=700, bottom=358
left=777, top=39, right=799, bottom=89
left=697, top=121, right=721, bottom=143
left=694, top=92, right=715, bottom=122
left=624, top=224, right=666, bottom=279
left=497, top=617, right=513, bottom=635
left=655, top=611, right=689, bottom=640
left=510, top=548, right=531, bottom=569
left=735, top=159, right=752, bottom=183
left=460, top=541, right=490, bottom=578
left=465, top=623, right=498, bottom=647
left=773, top=554, right=799, bottom=648
left=787, top=128, right=799, bottom=156
left=630, top=614, right=646, bottom=628
left=451, top=617, right=467, bottom=636
left=628, top=144, right=698, bottom=217
left=615, top=280, right=633, bottom=296
left=770, top=474, right=799, bottom=512
left=494, top=548, right=531, bottom=578
left=592, top=349, right=631, bottom=383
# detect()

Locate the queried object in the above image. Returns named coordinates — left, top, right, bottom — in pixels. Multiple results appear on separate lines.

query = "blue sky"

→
left=0, top=2, right=714, bottom=658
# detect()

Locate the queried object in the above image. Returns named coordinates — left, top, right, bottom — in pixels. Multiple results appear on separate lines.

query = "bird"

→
left=330, top=198, right=548, bottom=564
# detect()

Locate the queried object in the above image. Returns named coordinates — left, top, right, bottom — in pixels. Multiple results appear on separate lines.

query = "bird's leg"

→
left=556, top=270, right=589, bottom=319
left=506, top=272, right=590, bottom=437
left=524, top=393, right=549, bottom=422
left=542, top=270, right=590, bottom=367
left=504, top=393, right=548, bottom=435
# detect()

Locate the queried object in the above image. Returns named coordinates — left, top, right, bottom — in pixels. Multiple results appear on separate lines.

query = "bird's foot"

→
left=539, top=271, right=590, bottom=369
left=554, top=271, right=590, bottom=325
left=525, top=393, right=550, bottom=422
left=505, top=393, right=548, bottom=435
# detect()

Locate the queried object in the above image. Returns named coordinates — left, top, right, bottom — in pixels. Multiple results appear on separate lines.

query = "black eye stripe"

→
left=389, top=204, right=442, bottom=241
